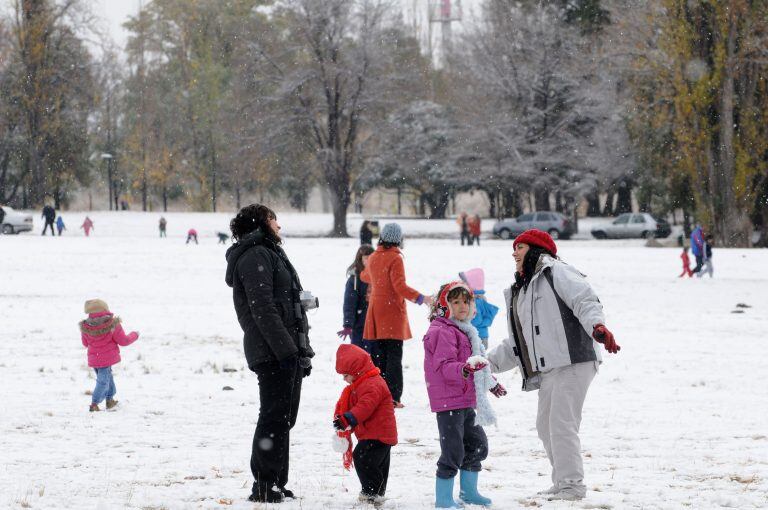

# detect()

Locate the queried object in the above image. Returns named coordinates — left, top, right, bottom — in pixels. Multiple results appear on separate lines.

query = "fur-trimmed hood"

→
left=79, top=314, right=121, bottom=336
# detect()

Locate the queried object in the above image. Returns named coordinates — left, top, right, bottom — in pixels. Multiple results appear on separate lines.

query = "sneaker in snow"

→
left=536, top=485, right=559, bottom=495
left=547, top=489, right=584, bottom=501
left=89, top=403, right=100, bottom=412
left=358, top=492, right=385, bottom=507
left=106, top=399, right=118, bottom=410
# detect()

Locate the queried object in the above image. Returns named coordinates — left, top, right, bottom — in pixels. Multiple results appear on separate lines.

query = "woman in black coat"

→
left=338, top=244, right=375, bottom=351
left=225, top=204, right=314, bottom=503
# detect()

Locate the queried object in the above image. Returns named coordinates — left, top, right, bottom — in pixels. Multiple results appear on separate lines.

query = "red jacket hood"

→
left=336, top=344, right=375, bottom=377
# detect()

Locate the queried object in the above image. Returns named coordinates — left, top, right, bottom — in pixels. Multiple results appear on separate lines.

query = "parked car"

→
left=492, top=211, right=576, bottom=240
left=0, top=206, right=34, bottom=234
left=590, top=213, right=671, bottom=239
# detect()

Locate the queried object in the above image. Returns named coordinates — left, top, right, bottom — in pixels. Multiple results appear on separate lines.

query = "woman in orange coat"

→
left=361, top=223, right=433, bottom=408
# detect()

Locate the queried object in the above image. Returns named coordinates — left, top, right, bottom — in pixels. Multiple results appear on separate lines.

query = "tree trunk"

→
left=615, top=180, right=632, bottom=214
left=488, top=189, right=497, bottom=219
left=716, top=14, right=750, bottom=247
left=586, top=189, right=600, bottom=216
left=162, top=186, right=168, bottom=212
left=534, top=187, right=550, bottom=211
left=329, top=185, right=350, bottom=237
left=602, top=190, right=614, bottom=216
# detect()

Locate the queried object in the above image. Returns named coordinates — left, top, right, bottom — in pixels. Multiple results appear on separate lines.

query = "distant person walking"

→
left=56, top=216, right=66, bottom=236
left=41, top=204, right=56, bottom=236
left=361, top=223, right=433, bottom=408
left=218, top=232, right=230, bottom=244
left=159, top=217, right=167, bottom=238
left=697, top=235, right=714, bottom=278
left=469, top=215, right=482, bottom=246
left=360, top=220, right=373, bottom=246
left=81, top=216, right=94, bottom=237
left=457, top=212, right=470, bottom=246
left=690, top=225, right=705, bottom=274
left=186, top=228, right=198, bottom=244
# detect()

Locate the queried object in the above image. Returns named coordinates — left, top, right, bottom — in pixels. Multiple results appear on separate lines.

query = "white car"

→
left=0, top=206, right=34, bottom=234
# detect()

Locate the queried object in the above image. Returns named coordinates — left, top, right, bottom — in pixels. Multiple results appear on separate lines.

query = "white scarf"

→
left=451, top=318, right=497, bottom=427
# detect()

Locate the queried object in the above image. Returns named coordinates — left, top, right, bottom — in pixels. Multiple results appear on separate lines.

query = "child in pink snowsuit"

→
left=679, top=247, right=693, bottom=278
left=186, top=228, right=198, bottom=244
left=81, top=216, right=94, bottom=236
left=79, top=299, right=139, bottom=412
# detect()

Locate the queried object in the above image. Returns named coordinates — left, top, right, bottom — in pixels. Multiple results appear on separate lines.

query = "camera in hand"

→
left=300, top=290, right=319, bottom=311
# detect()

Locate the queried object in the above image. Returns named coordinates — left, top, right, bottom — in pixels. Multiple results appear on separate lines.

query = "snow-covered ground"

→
left=1, top=212, right=766, bottom=509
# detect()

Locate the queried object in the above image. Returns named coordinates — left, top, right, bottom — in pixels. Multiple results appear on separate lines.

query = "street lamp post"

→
left=101, top=153, right=113, bottom=211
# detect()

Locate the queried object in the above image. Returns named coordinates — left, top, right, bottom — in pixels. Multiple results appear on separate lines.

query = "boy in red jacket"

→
left=334, top=344, right=398, bottom=506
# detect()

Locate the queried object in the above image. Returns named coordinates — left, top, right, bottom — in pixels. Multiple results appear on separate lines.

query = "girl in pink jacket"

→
left=80, top=299, right=139, bottom=412
left=423, top=282, right=506, bottom=508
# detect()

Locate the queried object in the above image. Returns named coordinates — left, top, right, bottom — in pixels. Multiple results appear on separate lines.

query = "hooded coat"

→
left=80, top=312, right=138, bottom=368
left=225, top=228, right=314, bottom=369
left=360, top=246, right=420, bottom=340
left=336, top=344, right=398, bottom=445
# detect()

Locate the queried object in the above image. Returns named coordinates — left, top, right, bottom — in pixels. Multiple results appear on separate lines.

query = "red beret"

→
left=513, top=229, right=557, bottom=256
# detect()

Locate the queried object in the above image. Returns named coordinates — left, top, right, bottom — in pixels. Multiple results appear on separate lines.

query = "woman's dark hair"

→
left=360, top=220, right=370, bottom=232
left=378, top=240, right=400, bottom=249
left=514, top=245, right=554, bottom=290
left=230, top=204, right=280, bottom=243
left=348, top=244, right=375, bottom=275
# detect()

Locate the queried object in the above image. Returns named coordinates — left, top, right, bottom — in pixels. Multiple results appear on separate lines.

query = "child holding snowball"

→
left=423, top=281, right=506, bottom=508
left=333, top=344, right=398, bottom=506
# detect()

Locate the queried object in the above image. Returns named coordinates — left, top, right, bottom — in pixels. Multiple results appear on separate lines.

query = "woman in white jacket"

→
left=487, top=229, right=620, bottom=501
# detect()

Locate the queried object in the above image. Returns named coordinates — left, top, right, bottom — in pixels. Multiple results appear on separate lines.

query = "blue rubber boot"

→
left=459, top=470, right=492, bottom=506
left=435, top=476, right=462, bottom=508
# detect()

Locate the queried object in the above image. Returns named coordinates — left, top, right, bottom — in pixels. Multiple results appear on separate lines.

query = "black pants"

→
left=42, top=220, right=55, bottom=236
left=460, top=230, right=470, bottom=246
left=692, top=254, right=703, bottom=273
left=371, top=340, right=403, bottom=403
left=473, top=235, right=480, bottom=246
left=250, top=359, right=302, bottom=495
left=354, top=439, right=392, bottom=497
left=435, top=408, right=488, bottom=478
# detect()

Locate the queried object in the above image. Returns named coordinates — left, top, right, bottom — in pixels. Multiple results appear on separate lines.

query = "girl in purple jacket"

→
left=80, top=299, right=139, bottom=412
left=423, top=282, right=506, bottom=508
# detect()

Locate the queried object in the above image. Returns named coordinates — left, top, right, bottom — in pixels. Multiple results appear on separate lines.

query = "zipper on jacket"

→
left=529, top=287, right=540, bottom=371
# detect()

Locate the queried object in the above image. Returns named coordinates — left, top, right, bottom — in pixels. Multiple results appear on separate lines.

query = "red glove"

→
left=337, top=327, right=352, bottom=340
left=490, top=383, right=507, bottom=397
left=593, top=324, right=620, bottom=354
left=462, top=361, right=488, bottom=377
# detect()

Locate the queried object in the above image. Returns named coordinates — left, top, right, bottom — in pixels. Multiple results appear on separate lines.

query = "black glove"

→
left=279, top=355, right=298, bottom=370
left=299, top=357, right=312, bottom=378
left=333, top=416, right=346, bottom=431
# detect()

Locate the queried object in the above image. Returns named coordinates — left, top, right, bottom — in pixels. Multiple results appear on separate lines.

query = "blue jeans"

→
left=92, top=367, right=116, bottom=404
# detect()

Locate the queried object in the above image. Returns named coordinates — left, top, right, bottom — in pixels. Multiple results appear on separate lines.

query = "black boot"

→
left=249, top=483, right=284, bottom=503
left=279, top=487, right=294, bottom=499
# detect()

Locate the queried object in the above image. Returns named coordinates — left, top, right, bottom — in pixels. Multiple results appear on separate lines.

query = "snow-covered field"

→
left=1, top=212, right=766, bottom=509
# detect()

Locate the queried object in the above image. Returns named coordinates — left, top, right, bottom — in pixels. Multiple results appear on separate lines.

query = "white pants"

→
left=536, top=361, right=597, bottom=496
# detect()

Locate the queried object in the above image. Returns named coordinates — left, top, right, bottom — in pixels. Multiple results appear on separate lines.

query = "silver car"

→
left=1, top=206, right=34, bottom=235
left=590, top=213, right=671, bottom=239
left=492, top=211, right=575, bottom=240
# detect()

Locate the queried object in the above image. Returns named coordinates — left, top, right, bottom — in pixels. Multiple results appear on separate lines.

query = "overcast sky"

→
left=87, top=0, right=481, bottom=56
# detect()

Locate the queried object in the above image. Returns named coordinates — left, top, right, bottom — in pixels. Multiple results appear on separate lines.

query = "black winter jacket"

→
left=342, top=271, right=369, bottom=340
left=225, top=229, right=314, bottom=369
